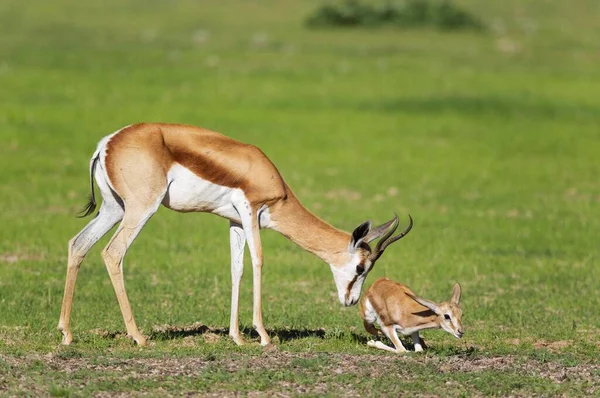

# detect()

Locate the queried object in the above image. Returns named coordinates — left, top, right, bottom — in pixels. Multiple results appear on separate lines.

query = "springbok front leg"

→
left=229, top=221, right=246, bottom=345
left=101, top=204, right=160, bottom=346
left=382, top=325, right=407, bottom=353
left=412, top=332, right=425, bottom=352
left=367, top=325, right=407, bottom=354
left=233, top=192, right=270, bottom=346
left=58, top=202, right=124, bottom=344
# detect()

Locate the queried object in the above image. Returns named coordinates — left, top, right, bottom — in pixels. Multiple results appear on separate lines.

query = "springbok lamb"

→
left=360, top=277, right=463, bottom=353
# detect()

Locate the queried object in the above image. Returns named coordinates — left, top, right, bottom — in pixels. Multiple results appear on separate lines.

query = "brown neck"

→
left=269, top=187, right=350, bottom=266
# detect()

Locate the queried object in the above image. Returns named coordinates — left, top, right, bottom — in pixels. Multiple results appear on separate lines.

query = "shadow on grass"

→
left=148, top=323, right=327, bottom=342
left=349, top=332, right=479, bottom=356
left=98, top=323, right=477, bottom=357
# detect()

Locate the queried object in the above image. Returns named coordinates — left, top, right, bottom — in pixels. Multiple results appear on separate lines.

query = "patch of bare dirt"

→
left=3, top=350, right=599, bottom=395
left=89, top=329, right=128, bottom=339
left=433, top=354, right=600, bottom=386
left=533, top=340, right=570, bottom=352
left=497, top=37, right=521, bottom=55
left=387, top=187, right=398, bottom=197
left=45, top=206, right=71, bottom=215
left=438, top=355, right=516, bottom=373
left=324, top=188, right=362, bottom=201
left=10, top=350, right=597, bottom=384
left=202, top=332, right=221, bottom=345
left=0, top=252, right=44, bottom=264
left=44, top=354, right=211, bottom=378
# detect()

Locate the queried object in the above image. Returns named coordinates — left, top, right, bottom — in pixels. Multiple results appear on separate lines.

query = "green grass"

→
left=1, top=0, right=599, bottom=396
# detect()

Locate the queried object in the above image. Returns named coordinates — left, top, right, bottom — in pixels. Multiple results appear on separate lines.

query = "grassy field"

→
left=1, top=0, right=600, bottom=396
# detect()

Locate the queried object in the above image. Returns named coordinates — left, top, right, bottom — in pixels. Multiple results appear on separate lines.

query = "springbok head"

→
left=407, top=283, right=464, bottom=338
left=332, top=214, right=413, bottom=306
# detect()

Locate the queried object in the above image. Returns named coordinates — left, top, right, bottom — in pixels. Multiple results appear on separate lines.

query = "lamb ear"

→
left=405, top=292, right=441, bottom=315
left=451, top=283, right=462, bottom=305
left=349, top=220, right=371, bottom=253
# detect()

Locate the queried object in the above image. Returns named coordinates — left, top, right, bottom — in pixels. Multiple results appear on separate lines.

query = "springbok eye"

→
left=356, top=265, right=365, bottom=275
left=444, top=314, right=451, bottom=320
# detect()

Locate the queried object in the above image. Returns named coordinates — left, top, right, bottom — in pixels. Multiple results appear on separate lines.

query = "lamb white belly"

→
left=363, top=298, right=378, bottom=325
left=163, top=163, right=239, bottom=220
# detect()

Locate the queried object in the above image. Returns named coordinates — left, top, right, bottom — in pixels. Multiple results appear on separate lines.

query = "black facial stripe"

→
left=345, top=274, right=360, bottom=301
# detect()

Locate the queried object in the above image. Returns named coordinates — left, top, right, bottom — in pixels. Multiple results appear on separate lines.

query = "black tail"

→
left=77, top=155, right=100, bottom=218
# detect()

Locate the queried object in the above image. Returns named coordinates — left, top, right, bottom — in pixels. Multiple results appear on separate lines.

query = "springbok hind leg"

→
left=100, top=204, right=159, bottom=346
left=363, top=319, right=380, bottom=337
left=367, top=340, right=401, bottom=353
left=58, top=202, right=124, bottom=345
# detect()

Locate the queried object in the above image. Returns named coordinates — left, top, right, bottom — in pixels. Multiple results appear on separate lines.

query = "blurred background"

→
left=0, top=0, right=599, bottom=352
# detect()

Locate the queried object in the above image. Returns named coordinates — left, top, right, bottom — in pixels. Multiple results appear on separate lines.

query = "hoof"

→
left=255, top=328, right=270, bottom=347
left=230, top=334, right=246, bottom=346
left=129, top=335, right=147, bottom=346
left=58, top=323, right=72, bottom=345
left=262, top=342, right=278, bottom=352
left=60, top=331, right=73, bottom=345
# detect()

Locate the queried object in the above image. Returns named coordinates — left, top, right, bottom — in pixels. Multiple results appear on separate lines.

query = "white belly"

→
left=163, top=163, right=239, bottom=219
left=162, top=163, right=274, bottom=229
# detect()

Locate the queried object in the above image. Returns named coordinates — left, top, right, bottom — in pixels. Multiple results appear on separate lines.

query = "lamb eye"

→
left=356, top=265, right=365, bottom=275
left=444, top=314, right=451, bottom=320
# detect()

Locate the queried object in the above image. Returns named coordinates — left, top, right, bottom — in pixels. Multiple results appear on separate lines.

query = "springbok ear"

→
left=406, top=292, right=441, bottom=315
left=451, top=283, right=462, bottom=305
left=363, top=215, right=398, bottom=244
left=349, top=220, right=371, bottom=253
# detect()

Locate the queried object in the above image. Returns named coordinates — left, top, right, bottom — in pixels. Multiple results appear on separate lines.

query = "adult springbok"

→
left=58, top=123, right=413, bottom=346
